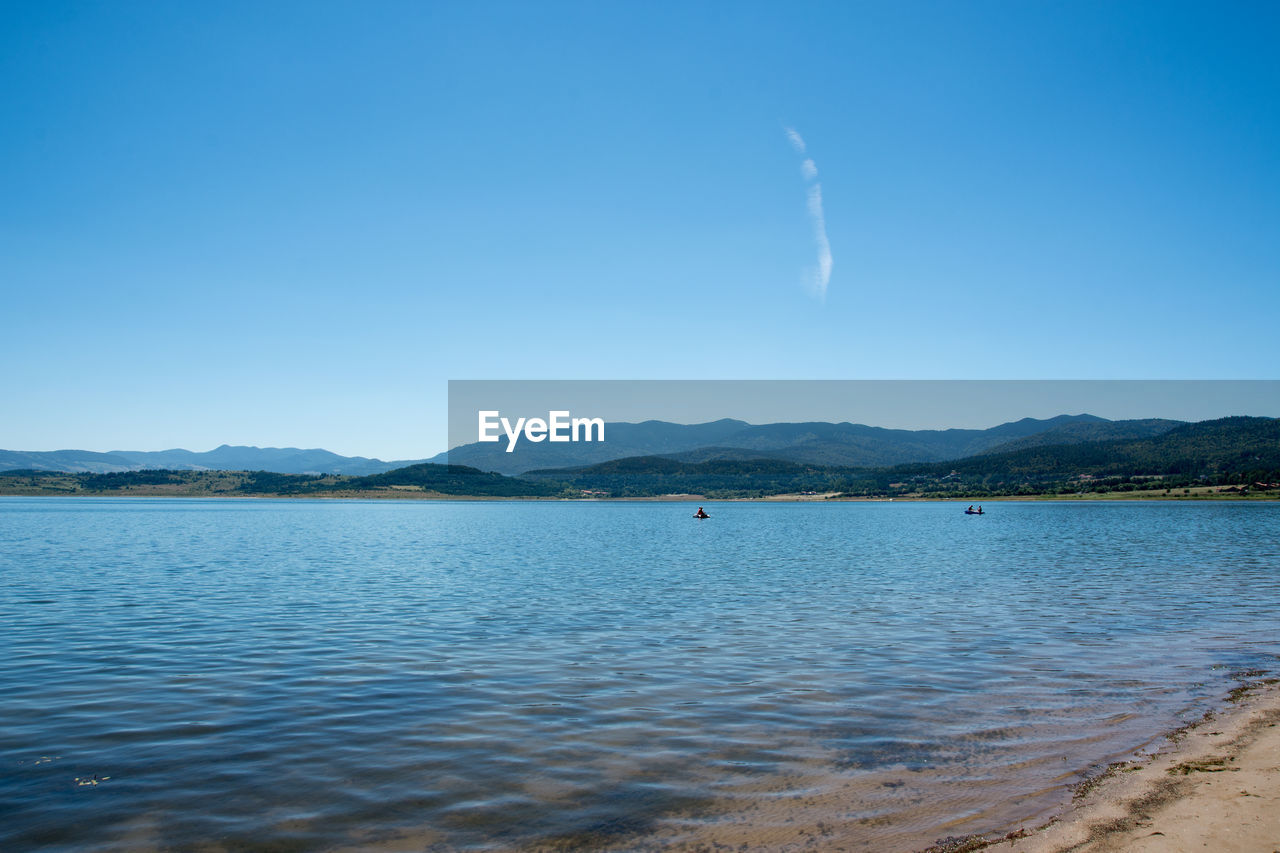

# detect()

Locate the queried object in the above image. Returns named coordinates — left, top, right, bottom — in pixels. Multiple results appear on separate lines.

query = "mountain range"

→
left=434, top=414, right=1184, bottom=475
left=1, top=415, right=1188, bottom=476
left=3, top=417, right=1276, bottom=499
left=0, top=445, right=428, bottom=476
left=521, top=416, right=1280, bottom=497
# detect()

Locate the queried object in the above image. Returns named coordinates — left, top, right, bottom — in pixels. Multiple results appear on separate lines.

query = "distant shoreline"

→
left=6, top=415, right=1276, bottom=501
left=2, top=489, right=1276, bottom=502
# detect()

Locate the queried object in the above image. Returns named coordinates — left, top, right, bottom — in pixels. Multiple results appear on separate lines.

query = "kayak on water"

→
left=694, top=506, right=710, bottom=519
left=964, top=509, right=984, bottom=515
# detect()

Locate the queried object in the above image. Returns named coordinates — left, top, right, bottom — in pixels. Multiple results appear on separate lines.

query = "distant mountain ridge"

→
left=2, top=415, right=1188, bottom=476
left=979, top=418, right=1183, bottom=455
left=0, top=445, right=428, bottom=476
left=3, top=417, right=1275, bottom=500
left=522, top=417, right=1280, bottom=497
left=437, top=414, right=1186, bottom=475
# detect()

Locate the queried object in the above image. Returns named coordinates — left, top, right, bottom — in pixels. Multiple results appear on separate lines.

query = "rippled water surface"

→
left=2, top=498, right=1279, bottom=851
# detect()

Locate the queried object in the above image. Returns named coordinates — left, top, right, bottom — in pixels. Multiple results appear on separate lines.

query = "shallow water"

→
left=2, top=498, right=1278, bottom=851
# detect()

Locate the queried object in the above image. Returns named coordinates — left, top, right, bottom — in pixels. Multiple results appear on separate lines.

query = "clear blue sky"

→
left=3, top=1, right=1278, bottom=458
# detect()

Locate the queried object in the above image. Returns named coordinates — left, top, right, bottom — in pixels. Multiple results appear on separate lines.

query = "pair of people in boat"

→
left=967, top=505, right=983, bottom=513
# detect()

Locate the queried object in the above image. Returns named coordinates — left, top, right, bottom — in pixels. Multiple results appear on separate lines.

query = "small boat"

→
left=964, top=509, right=984, bottom=515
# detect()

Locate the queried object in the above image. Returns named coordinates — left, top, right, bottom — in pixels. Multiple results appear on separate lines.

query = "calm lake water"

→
left=2, top=498, right=1278, bottom=852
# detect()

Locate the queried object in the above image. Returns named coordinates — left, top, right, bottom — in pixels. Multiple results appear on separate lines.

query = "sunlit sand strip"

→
left=972, top=678, right=1280, bottom=853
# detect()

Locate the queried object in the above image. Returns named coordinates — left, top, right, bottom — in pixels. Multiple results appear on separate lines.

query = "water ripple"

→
left=1, top=498, right=1278, bottom=851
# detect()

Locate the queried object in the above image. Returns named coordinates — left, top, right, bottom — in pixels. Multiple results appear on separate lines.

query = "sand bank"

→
left=931, top=680, right=1280, bottom=853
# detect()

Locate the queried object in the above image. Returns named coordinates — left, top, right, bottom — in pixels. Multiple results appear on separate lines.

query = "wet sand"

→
left=941, top=679, right=1280, bottom=853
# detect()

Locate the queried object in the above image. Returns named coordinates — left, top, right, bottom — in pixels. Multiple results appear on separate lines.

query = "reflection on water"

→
left=1, top=498, right=1277, bottom=851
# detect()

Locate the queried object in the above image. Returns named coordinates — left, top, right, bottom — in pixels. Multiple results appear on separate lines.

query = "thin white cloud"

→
left=784, top=127, right=832, bottom=301
left=807, top=184, right=832, bottom=300
left=785, top=127, right=807, bottom=154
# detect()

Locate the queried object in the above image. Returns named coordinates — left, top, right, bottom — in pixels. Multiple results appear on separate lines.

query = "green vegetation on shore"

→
left=843, top=416, right=1280, bottom=500
left=0, top=464, right=571, bottom=499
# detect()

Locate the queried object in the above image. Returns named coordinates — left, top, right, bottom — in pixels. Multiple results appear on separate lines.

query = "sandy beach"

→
left=931, top=679, right=1280, bottom=853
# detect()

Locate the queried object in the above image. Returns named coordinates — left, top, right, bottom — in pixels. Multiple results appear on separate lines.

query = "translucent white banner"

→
left=446, top=380, right=1280, bottom=475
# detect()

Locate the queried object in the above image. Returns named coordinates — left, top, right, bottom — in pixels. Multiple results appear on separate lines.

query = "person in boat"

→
left=694, top=507, right=709, bottom=518
left=977, top=505, right=983, bottom=514
left=967, top=505, right=974, bottom=513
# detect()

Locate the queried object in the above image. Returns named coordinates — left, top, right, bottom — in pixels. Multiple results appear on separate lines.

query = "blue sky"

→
left=3, top=1, right=1278, bottom=458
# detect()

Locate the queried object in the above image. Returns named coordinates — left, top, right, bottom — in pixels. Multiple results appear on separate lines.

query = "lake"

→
left=2, top=498, right=1278, bottom=851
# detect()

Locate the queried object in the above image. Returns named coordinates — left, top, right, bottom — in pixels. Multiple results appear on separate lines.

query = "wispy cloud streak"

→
left=785, top=127, right=832, bottom=301
left=807, top=184, right=832, bottom=296
left=786, top=127, right=807, bottom=154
